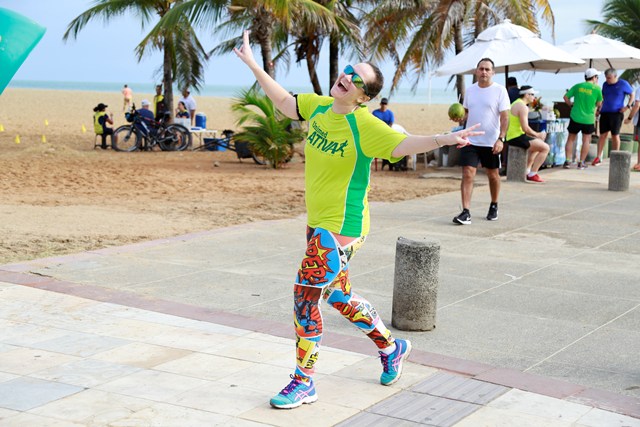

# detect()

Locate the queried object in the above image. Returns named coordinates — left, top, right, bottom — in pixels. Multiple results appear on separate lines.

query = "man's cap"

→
left=141, top=99, right=150, bottom=106
left=96, top=103, right=108, bottom=110
left=380, top=98, right=388, bottom=104
left=585, top=68, right=601, bottom=79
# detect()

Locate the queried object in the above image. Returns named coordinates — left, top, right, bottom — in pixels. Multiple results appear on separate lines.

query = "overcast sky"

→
left=2, top=0, right=604, bottom=91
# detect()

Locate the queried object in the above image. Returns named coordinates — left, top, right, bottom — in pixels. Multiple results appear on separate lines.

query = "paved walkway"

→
left=1, top=159, right=640, bottom=426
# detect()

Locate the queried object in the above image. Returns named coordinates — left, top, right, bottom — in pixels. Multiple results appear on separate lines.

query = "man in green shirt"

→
left=563, top=68, right=604, bottom=169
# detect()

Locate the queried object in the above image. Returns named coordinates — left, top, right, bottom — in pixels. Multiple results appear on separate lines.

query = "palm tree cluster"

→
left=64, top=0, right=556, bottom=107
left=587, top=0, right=640, bottom=84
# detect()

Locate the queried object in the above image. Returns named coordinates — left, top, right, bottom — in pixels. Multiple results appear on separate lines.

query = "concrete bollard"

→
left=392, top=237, right=440, bottom=331
left=437, top=145, right=461, bottom=167
left=608, top=150, right=632, bottom=191
left=506, top=145, right=528, bottom=182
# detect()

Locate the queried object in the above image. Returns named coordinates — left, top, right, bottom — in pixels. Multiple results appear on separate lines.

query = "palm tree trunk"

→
left=307, top=43, right=322, bottom=95
left=163, top=44, right=173, bottom=121
left=254, top=9, right=275, bottom=78
left=454, top=22, right=465, bottom=103
left=329, top=34, right=339, bottom=92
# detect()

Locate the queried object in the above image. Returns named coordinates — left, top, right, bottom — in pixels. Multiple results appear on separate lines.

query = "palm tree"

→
left=586, top=0, right=640, bottom=84
left=319, top=0, right=366, bottom=92
left=364, top=0, right=555, bottom=102
left=154, top=0, right=337, bottom=83
left=63, top=0, right=208, bottom=119
left=287, top=0, right=362, bottom=94
left=231, top=88, right=304, bottom=168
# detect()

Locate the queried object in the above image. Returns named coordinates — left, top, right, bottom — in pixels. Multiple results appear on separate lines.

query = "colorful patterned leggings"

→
left=293, top=226, right=394, bottom=379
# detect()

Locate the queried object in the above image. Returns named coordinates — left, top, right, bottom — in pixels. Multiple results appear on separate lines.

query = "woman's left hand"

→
left=450, top=123, right=483, bottom=147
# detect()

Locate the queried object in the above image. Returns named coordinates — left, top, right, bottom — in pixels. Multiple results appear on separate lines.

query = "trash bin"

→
left=619, top=133, right=635, bottom=153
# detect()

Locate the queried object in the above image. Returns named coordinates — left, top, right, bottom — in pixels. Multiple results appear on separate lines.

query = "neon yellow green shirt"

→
left=297, top=93, right=407, bottom=237
left=506, top=98, right=525, bottom=141
left=565, top=82, right=603, bottom=125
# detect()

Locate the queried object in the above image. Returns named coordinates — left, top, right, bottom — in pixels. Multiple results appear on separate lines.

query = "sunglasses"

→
left=344, top=65, right=370, bottom=97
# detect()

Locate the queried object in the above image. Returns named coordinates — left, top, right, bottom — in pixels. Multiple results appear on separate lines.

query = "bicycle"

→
left=112, top=105, right=191, bottom=152
left=196, top=129, right=293, bottom=165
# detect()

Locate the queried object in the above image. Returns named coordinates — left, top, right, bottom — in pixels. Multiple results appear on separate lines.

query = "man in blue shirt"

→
left=372, top=98, right=394, bottom=127
left=593, top=68, right=634, bottom=166
left=136, top=99, right=157, bottom=136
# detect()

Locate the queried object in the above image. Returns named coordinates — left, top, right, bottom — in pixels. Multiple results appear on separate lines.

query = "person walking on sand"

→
left=233, top=29, right=481, bottom=410
left=562, top=68, right=603, bottom=170
left=122, top=84, right=133, bottom=112
left=506, top=86, right=550, bottom=183
left=592, top=68, right=634, bottom=166
left=453, top=58, right=509, bottom=225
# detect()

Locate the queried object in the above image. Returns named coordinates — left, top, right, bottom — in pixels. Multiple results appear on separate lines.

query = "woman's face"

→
left=330, top=63, right=375, bottom=104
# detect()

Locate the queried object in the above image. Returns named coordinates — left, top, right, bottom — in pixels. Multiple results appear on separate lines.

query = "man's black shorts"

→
left=567, top=119, right=595, bottom=135
left=599, top=112, right=624, bottom=135
left=459, top=144, right=501, bottom=169
left=507, top=134, right=533, bottom=149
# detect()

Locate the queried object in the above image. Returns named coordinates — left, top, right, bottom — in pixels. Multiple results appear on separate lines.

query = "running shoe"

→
left=577, top=161, right=587, bottom=170
left=526, top=174, right=545, bottom=183
left=591, top=157, right=601, bottom=166
left=486, top=203, right=498, bottom=221
left=380, top=338, right=412, bottom=386
left=453, top=209, right=471, bottom=225
left=563, top=161, right=571, bottom=169
left=270, top=375, right=317, bottom=409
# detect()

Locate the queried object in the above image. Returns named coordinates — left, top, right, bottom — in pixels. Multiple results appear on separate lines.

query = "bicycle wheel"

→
left=159, top=124, right=191, bottom=151
left=251, top=144, right=294, bottom=165
left=251, top=150, right=268, bottom=165
left=112, top=125, right=140, bottom=152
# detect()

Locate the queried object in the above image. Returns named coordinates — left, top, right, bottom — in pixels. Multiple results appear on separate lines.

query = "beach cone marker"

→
left=81, top=124, right=87, bottom=133
left=15, top=135, right=20, bottom=144
left=44, top=119, right=49, bottom=126
left=41, top=134, right=46, bottom=143
left=0, top=124, right=4, bottom=132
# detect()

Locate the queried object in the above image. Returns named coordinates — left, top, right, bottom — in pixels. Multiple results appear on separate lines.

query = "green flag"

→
left=0, top=7, right=46, bottom=95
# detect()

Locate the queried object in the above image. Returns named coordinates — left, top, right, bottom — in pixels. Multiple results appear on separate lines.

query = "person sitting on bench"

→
left=506, top=86, right=549, bottom=183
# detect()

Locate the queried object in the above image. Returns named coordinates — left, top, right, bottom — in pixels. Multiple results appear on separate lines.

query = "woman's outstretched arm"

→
left=233, top=30, right=298, bottom=119
left=392, top=124, right=483, bottom=157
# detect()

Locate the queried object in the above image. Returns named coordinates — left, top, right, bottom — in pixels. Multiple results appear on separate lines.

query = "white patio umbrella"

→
left=434, top=20, right=585, bottom=80
left=556, top=33, right=640, bottom=73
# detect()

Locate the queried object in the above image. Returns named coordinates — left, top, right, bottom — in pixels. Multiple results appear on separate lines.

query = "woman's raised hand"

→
left=233, top=30, right=256, bottom=67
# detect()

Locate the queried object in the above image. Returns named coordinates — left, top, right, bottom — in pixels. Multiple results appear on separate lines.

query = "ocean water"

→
left=8, top=79, right=568, bottom=105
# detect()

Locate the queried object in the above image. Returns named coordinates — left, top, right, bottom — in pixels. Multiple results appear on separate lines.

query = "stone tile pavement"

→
left=1, top=159, right=640, bottom=425
left=1, top=282, right=639, bottom=426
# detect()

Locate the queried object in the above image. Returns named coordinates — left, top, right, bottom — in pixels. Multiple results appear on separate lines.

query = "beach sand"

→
left=0, top=88, right=465, bottom=264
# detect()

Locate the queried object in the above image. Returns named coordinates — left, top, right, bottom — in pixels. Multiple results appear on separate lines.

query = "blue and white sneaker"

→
left=270, top=375, right=318, bottom=409
left=379, top=338, right=412, bottom=386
